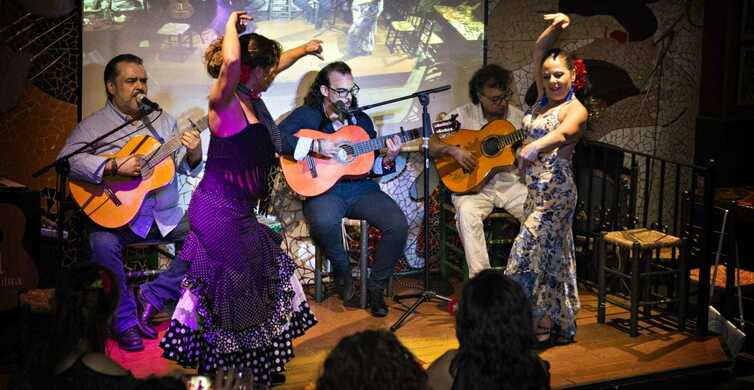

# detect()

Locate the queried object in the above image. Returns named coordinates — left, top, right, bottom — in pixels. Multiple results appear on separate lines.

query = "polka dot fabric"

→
left=161, top=301, right=316, bottom=384
left=159, top=123, right=317, bottom=385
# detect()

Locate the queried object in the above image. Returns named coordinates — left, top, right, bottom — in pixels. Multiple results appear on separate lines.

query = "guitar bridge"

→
left=103, top=182, right=122, bottom=206
left=305, top=156, right=318, bottom=178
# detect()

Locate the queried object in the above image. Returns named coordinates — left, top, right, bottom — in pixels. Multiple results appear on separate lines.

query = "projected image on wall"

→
left=81, top=0, right=484, bottom=133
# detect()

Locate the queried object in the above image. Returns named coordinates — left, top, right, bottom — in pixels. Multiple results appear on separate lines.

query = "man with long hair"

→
left=279, top=61, right=408, bottom=317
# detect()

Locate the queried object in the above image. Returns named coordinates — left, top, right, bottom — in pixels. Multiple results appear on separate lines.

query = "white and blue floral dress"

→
left=505, top=100, right=581, bottom=339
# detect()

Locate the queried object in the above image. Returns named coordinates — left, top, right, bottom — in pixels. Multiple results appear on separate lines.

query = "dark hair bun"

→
left=204, top=37, right=224, bottom=79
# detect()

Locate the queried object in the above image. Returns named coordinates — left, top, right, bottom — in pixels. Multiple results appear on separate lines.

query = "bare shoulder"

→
left=560, top=99, right=587, bottom=121
left=80, top=352, right=130, bottom=376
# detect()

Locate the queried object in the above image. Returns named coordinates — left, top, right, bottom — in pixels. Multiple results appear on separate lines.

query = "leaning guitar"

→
left=68, top=117, right=208, bottom=228
left=281, top=117, right=460, bottom=197
left=434, top=119, right=525, bottom=194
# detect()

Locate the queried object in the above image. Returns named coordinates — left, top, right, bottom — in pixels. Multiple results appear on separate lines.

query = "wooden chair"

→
left=597, top=228, right=688, bottom=336
left=314, top=219, right=370, bottom=308
left=438, top=185, right=519, bottom=281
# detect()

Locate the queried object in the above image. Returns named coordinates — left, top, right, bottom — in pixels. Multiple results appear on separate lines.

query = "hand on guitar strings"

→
left=449, top=146, right=478, bottom=172
left=115, top=154, right=146, bottom=177
left=316, top=139, right=342, bottom=159
left=385, top=135, right=403, bottom=162
left=181, top=129, right=203, bottom=163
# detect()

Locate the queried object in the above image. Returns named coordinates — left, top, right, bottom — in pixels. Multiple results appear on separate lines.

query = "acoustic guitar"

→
left=0, top=203, right=39, bottom=310
left=68, top=116, right=209, bottom=229
left=434, top=119, right=525, bottom=194
left=280, top=118, right=460, bottom=197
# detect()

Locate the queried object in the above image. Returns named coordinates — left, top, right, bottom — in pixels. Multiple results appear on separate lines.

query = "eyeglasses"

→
left=480, top=90, right=513, bottom=104
left=327, top=83, right=360, bottom=98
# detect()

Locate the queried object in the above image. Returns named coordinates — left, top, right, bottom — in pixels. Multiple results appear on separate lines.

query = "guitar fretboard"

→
left=144, top=116, right=209, bottom=170
left=351, top=129, right=419, bottom=157
left=495, top=129, right=526, bottom=145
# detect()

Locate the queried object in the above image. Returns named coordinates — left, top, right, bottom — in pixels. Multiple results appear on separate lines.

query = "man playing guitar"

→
left=429, top=64, right=527, bottom=278
left=279, top=61, right=408, bottom=317
left=57, top=54, right=203, bottom=351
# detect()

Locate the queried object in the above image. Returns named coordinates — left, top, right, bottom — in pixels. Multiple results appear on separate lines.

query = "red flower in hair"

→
left=572, top=59, right=588, bottom=92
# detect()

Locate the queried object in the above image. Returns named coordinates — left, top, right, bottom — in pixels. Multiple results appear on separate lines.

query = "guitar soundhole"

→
left=481, top=137, right=501, bottom=157
left=336, top=144, right=355, bottom=163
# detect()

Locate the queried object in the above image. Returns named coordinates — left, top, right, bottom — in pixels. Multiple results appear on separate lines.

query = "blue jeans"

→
left=292, top=0, right=333, bottom=28
left=304, top=179, right=408, bottom=290
left=88, top=216, right=190, bottom=333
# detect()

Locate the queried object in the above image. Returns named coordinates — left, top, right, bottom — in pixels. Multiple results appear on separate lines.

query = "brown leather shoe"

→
left=116, top=326, right=144, bottom=351
left=135, top=287, right=158, bottom=339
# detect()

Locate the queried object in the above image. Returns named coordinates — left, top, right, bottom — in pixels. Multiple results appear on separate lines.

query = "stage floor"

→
left=108, top=284, right=730, bottom=389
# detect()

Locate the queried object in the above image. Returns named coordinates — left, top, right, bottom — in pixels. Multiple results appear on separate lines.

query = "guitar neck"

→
left=144, top=116, right=209, bottom=169
left=494, top=129, right=526, bottom=146
left=351, top=128, right=420, bottom=157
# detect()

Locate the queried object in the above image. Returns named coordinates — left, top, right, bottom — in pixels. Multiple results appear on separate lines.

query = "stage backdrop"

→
left=81, top=1, right=486, bottom=276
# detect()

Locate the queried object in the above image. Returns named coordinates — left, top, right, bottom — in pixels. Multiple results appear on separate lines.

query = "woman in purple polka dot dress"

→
left=159, top=11, right=323, bottom=386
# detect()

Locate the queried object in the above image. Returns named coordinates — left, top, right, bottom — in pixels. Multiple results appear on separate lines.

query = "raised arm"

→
left=533, top=13, right=570, bottom=101
left=274, top=39, right=324, bottom=76
left=208, top=11, right=253, bottom=108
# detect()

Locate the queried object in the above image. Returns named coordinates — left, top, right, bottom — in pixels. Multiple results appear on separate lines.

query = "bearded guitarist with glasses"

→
left=279, top=61, right=408, bottom=317
left=428, top=64, right=528, bottom=279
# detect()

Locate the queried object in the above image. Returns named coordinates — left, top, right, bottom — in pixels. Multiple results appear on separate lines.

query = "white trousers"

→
left=452, top=171, right=527, bottom=278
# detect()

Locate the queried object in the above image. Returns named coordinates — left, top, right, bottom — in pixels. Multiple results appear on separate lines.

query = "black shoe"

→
left=551, top=324, right=575, bottom=346
left=135, top=287, right=158, bottom=339
left=116, top=326, right=144, bottom=351
left=336, top=272, right=355, bottom=302
left=368, top=289, right=388, bottom=317
left=533, top=326, right=554, bottom=350
left=534, top=334, right=554, bottom=350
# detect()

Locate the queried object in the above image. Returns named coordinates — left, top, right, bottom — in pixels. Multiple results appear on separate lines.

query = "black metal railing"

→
left=573, top=140, right=716, bottom=335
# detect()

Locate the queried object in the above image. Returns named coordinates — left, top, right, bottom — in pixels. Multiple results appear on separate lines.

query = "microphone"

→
left=334, top=100, right=350, bottom=123
left=135, top=93, right=160, bottom=112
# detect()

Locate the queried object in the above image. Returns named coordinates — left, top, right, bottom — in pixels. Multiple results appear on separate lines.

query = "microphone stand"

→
left=345, top=84, right=452, bottom=332
left=32, top=106, right=156, bottom=259
left=389, top=91, right=452, bottom=332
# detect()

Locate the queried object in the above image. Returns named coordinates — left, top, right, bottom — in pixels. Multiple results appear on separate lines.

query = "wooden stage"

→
left=109, top=285, right=731, bottom=389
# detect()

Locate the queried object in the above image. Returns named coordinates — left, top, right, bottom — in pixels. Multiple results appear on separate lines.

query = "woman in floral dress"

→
left=505, top=12, right=589, bottom=348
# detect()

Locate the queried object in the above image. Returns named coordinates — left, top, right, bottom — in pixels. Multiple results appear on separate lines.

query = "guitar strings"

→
left=108, top=110, right=165, bottom=174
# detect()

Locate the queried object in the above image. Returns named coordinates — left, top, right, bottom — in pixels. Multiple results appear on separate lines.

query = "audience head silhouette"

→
left=317, top=329, right=427, bottom=390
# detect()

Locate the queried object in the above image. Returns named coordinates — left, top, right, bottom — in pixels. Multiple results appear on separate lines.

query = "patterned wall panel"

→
left=0, top=2, right=81, bottom=189
left=487, top=0, right=704, bottom=164
left=0, top=83, right=76, bottom=190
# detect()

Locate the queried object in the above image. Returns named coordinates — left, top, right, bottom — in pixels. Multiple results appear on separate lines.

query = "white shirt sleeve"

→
left=293, top=137, right=314, bottom=161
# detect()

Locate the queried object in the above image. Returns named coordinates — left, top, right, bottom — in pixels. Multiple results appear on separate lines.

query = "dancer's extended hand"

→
left=304, top=39, right=325, bottom=61
left=543, top=13, right=570, bottom=29
left=228, top=11, right=254, bottom=34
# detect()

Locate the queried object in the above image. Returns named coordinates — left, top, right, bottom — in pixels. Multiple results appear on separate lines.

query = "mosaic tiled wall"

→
left=487, top=0, right=704, bottom=163
left=0, top=3, right=80, bottom=190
